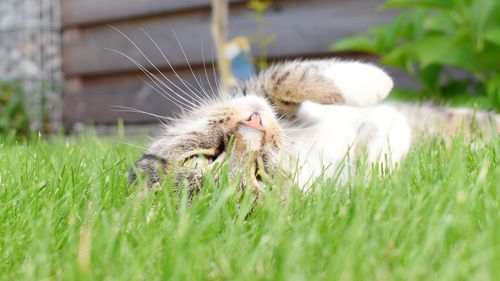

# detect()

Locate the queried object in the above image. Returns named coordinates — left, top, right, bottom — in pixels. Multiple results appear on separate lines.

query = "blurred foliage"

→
left=331, top=0, right=500, bottom=112
left=248, top=0, right=275, bottom=69
left=0, top=80, right=31, bottom=139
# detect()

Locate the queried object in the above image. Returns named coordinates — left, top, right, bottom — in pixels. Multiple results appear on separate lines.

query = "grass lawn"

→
left=1, top=130, right=499, bottom=281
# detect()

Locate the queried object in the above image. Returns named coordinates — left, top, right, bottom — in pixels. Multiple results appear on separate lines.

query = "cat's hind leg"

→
left=243, top=59, right=394, bottom=117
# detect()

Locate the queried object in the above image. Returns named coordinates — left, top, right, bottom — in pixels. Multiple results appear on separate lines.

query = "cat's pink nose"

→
left=239, top=113, right=265, bottom=132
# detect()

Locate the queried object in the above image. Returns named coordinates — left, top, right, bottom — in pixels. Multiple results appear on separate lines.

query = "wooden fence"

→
left=61, top=0, right=397, bottom=127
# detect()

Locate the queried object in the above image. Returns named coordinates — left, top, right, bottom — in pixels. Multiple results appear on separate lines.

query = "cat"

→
left=129, top=59, right=412, bottom=197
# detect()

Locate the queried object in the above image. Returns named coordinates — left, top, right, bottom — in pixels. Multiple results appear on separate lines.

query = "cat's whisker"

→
left=282, top=115, right=309, bottom=127
left=194, top=73, right=209, bottom=96
left=156, top=70, right=207, bottom=106
left=139, top=63, right=206, bottom=109
left=112, top=109, right=177, bottom=131
left=139, top=78, right=194, bottom=110
left=113, top=140, right=148, bottom=151
left=282, top=128, right=311, bottom=134
left=111, top=105, right=174, bottom=121
left=157, top=117, right=170, bottom=128
left=105, top=48, right=199, bottom=109
left=282, top=121, right=310, bottom=131
left=109, top=26, right=205, bottom=107
left=160, top=75, right=208, bottom=107
left=200, top=36, right=218, bottom=99
left=279, top=135, right=314, bottom=151
left=112, top=105, right=174, bottom=129
left=172, top=30, right=211, bottom=100
left=210, top=46, right=223, bottom=95
left=140, top=28, right=209, bottom=102
left=142, top=68, right=199, bottom=109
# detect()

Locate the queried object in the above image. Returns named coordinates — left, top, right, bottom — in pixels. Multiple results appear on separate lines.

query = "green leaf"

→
left=382, top=47, right=410, bottom=69
left=475, top=44, right=500, bottom=70
left=437, top=46, right=476, bottom=71
left=483, top=27, right=500, bottom=47
left=372, top=13, right=414, bottom=48
left=441, top=79, right=473, bottom=98
left=486, top=75, right=500, bottom=108
left=329, top=0, right=500, bottom=110
left=423, top=13, right=457, bottom=33
left=418, top=64, right=442, bottom=93
left=330, top=36, right=378, bottom=53
left=411, top=36, right=475, bottom=70
left=470, top=0, right=499, bottom=50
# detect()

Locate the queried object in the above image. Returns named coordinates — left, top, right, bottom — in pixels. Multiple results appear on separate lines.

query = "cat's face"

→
left=141, top=94, right=283, bottom=197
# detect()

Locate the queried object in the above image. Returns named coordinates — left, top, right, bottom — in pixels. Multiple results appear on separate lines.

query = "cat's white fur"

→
left=289, top=102, right=411, bottom=189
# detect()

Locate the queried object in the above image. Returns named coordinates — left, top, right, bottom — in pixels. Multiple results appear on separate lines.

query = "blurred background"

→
left=1, top=0, right=499, bottom=138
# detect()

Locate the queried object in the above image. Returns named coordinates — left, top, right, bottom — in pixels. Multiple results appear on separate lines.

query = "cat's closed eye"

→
left=182, top=154, right=215, bottom=169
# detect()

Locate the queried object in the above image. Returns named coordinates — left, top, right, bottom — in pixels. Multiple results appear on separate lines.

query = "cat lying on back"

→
left=130, top=59, right=412, bottom=196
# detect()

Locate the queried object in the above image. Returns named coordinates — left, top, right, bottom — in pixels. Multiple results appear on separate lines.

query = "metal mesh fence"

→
left=0, top=0, right=62, bottom=132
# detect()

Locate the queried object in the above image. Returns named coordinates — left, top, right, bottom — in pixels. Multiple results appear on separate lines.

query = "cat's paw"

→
left=321, top=61, right=394, bottom=106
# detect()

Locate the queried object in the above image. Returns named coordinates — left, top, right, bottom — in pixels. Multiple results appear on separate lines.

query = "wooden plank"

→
left=62, top=0, right=394, bottom=76
left=61, top=0, right=246, bottom=27
left=63, top=68, right=220, bottom=125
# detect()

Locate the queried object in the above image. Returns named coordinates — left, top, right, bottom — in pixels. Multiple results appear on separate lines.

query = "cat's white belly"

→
left=284, top=101, right=411, bottom=190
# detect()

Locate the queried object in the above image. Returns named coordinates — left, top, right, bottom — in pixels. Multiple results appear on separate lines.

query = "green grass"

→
left=1, top=131, right=499, bottom=281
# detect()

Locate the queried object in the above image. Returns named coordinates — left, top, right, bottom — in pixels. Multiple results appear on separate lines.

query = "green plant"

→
left=1, top=131, right=499, bottom=280
left=331, top=0, right=500, bottom=111
left=0, top=80, right=31, bottom=139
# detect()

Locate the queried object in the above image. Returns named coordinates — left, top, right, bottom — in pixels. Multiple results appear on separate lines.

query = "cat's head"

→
left=132, top=94, right=283, bottom=197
